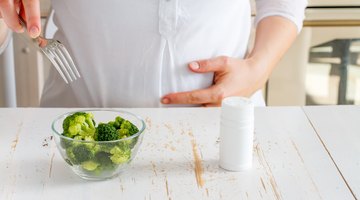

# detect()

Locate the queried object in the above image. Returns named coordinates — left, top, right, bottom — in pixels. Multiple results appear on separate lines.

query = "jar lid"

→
left=221, top=96, right=254, bottom=121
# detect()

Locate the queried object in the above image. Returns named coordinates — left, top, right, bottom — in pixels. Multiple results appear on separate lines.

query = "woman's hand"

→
left=161, top=16, right=298, bottom=107
left=0, top=0, right=41, bottom=38
left=161, top=56, right=267, bottom=107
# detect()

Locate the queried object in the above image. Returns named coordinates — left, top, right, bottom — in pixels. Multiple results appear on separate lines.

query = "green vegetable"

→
left=60, top=111, right=140, bottom=176
left=109, top=146, right=131, bottom=164
left=71, top=144, right=95, bottom=163
left=95, top=123, right=118, bottom=141
left=81, top=160, right=99, bottom=171
left=66, top=147, right=79, bottom=165
left=115, top=116, right=124, bottom=126
left=95, top=151, right=116, bottom=170
left=118, top=129, right=129, bottom=138
left=120, top=120, right=139, bottom=136
left=62, top=112, right=96, bottom=140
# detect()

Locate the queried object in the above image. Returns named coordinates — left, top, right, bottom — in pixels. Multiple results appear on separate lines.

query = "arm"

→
left=244, top=16, right=298, bottom=95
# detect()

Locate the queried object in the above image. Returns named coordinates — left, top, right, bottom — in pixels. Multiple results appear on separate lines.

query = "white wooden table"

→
left=0, top=106, right=359, bottom=200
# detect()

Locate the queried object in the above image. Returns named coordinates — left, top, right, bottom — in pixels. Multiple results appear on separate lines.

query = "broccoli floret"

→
left=120, top=120, right=131, bottom=130
left=73, top=135, right=83, bottom=141
left=92, top=144, right=112, bottom=154
left=95, top=151, right=112, bottom=164
left=95, top=151, right=116, bottom=170
left=120, top=120, right=139, bottom=136
left=72, top=144, right=95, bottom=163
left=62, top=112, right=96, bottom=140
left=66, top=147, right=79, bottom=165
left=108, top=121, right=115, bottom=128
left=117, top=128, right=129, bottom=138
left=63, top=112, right=85, bottom=133
left=113, top=121, right=121, bottom=129
left=115, top=116, right=124, bottom=125
left=84, top=136, right=95, bottom=142
left=109, top=146, right=131, bottom=164
left=120, top=138, right=138, bottom=149
left=95, top=123, right=118, bottom=141
left=108, top=121, right=120, bottom=129
left=129, top=125, right=139, bottom=135
left=81, top=160, right=99, bottom=171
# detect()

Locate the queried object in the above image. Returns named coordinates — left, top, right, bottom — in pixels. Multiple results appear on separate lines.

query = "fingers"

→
left=162, top=56, right=235, bottom=105
left=22, top=0, right=40, bottom=38
left=0, top=0, right=40, bottom=38
left=161, top=86, right=225, bottom=105
left=189, top=56, right=231, bottom=73
left=0, top=0, right=23, bottom=32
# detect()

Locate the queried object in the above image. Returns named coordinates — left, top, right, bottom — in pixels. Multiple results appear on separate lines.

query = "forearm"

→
left=247, top=16, right=298, bottom=90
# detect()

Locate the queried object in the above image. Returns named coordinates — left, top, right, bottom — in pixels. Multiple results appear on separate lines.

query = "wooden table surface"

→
left=0, top=106, right=359, bottom=200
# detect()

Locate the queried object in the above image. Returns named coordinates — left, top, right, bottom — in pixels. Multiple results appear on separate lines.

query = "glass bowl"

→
left=51, top=109, right=146, bottom=180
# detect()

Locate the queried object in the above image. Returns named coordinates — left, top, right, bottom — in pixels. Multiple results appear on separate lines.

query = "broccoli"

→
left=66, top=147, right=79, bottom=165
left=109, top=146, right=131, bottom=164
left=95, top=151, right=112, bottom=164
left=62, top=112, right=96, bottom=140
left=108, top=116, right=124, bottom=130
left=60, top=111, right=141, bottom=176
left=119, top=120, right=131, bottom=130
left=121, top=138, right=138, bottom=149
left=108, top=121, right=120, bottom=130
left=120, top=120, right=139, bottom=136
left=108, top=121, right=116, bottom=128
left=93, top=144, right=113, bottom=153
left=118, top=128, right=129, bottom=138
left=95, top=151, right=115, bottom=170
left=71, top=144, right=95, bottom=163
left=95, top=123, right=118, bottom=141
left=81, top=160, right=99, bottom=171
left=115, top=116, right=124, bottom=125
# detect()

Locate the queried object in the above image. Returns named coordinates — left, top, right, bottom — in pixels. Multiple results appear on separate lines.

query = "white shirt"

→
left=40, top=0, right=307, bottom=107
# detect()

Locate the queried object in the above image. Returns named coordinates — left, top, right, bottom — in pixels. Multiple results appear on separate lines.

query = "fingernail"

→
left=29, top=26, right=39, bottom=38
left=189, top=62, right=200, bottom=70
left=161, top=97, right=170, bottom=104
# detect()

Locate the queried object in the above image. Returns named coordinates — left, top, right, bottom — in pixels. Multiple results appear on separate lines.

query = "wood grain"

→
left=303, top=106, right=360, bottom=200
left=0, top=107, right=356, bottom=200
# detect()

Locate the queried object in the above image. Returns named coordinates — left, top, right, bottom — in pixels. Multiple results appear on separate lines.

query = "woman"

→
left=0, top=0, right=307, bottom=107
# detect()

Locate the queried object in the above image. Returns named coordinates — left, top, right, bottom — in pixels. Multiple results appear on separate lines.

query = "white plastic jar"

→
left=219, top=96, right=255, bottom=171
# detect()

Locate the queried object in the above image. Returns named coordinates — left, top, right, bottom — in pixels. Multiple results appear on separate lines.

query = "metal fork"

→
left=19, top=16, right=80, bottom=84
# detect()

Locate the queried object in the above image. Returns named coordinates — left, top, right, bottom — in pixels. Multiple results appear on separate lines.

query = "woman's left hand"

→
left=161, top=56, right=267, bottom=107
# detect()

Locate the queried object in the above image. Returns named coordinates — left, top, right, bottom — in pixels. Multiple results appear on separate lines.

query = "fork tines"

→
left=42, top=40, right=81, bottom=84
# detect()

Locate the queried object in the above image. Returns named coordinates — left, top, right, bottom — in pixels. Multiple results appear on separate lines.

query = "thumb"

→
left=189, top=56, right=230, bottom=73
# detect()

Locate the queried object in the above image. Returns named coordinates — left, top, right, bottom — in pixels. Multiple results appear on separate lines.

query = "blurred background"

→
left=0, top=0, right=360, bottom=107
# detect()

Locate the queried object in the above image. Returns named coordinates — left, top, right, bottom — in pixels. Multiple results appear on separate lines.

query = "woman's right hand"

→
left=0, top=0, right=41, bottom=38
